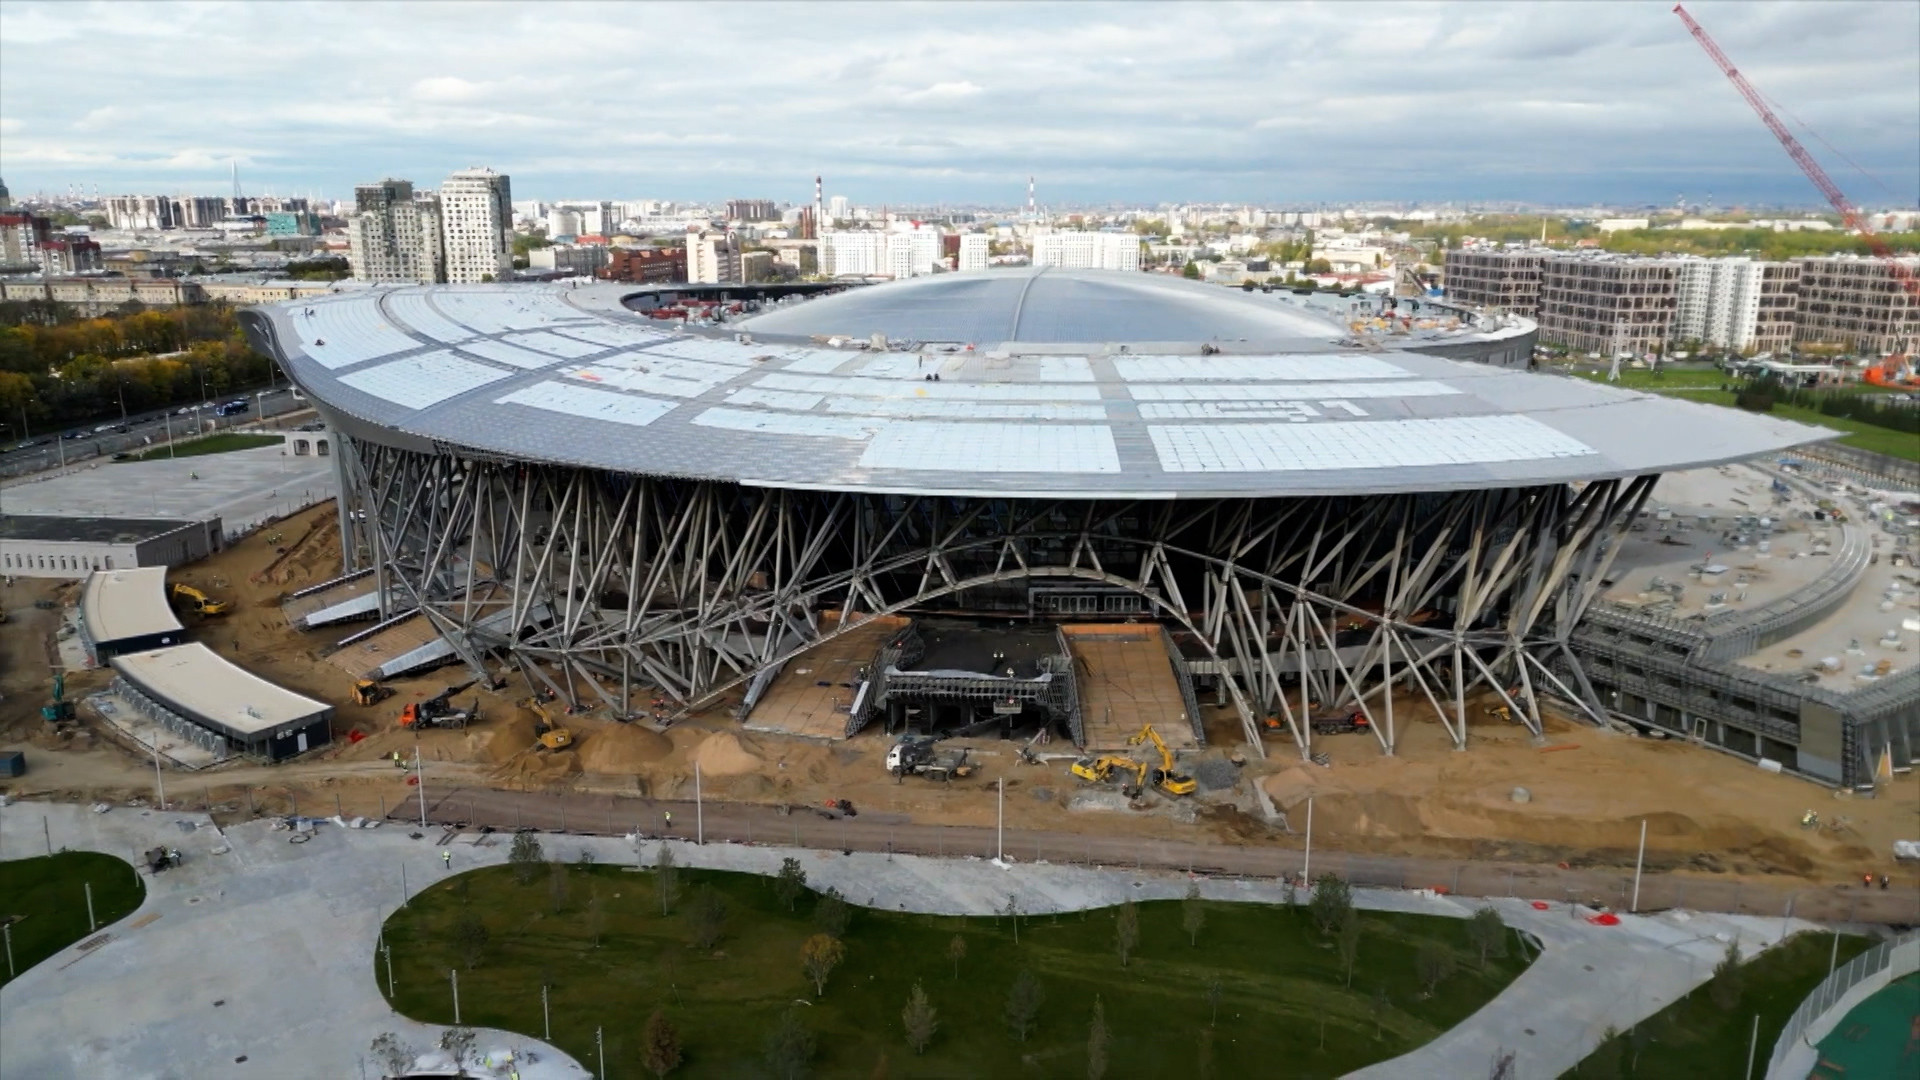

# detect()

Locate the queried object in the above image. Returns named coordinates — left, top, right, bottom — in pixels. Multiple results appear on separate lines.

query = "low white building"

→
left=1031, top=231, right=1140, bottom=272
left=2, top=514, right=223, bottom=580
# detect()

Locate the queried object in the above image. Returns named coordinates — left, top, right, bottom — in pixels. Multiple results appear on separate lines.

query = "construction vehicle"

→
left=42, top=672, right=75, bottom=723
left=886, top=736, right=974, bottom=781
left=170, top=582, right=229, bottom=617
left=143, top=847, right=183, bottom=873
left=1125, top=724, right=1197, bottom=797
left=1070, top=754, right=1151, bottom=798
left=399, top=680, right=480, bottom=731
left=1309, top=709, right=1370, bottom=736
left=350, top=679, right=394, bottom=707
left=518, top=696, right=574, bottom=751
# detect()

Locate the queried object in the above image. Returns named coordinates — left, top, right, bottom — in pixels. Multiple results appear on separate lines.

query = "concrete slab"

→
left=0, top=446, right=334, bottom=538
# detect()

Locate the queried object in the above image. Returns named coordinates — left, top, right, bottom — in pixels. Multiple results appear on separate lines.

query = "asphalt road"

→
left=0, top=383, right=309, bottom=480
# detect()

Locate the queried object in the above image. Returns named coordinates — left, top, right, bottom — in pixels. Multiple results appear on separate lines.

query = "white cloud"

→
left=900, top=80, right=984, bottom=103
left=411, top=76, right=488, bottom=103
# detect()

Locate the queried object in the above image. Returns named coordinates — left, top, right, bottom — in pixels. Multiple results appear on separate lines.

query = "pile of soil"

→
left=577, top=723, right=673, bottom=774
left=691, top=731, right=763, bottom=777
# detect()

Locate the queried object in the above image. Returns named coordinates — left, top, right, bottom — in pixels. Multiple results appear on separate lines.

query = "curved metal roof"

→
left=250, top=279, right=1831, bottom=499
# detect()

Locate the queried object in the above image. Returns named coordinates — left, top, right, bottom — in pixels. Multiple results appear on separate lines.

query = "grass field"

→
left=1562, top=369, right=1920, bottom=463
left=1565, top=931, right=1874, bottom=1079
left=0, top=852, right=146, bottom=987
left=127, top=432, right=283, bottom=461
left=380, top=862, right=1532, bottom=1079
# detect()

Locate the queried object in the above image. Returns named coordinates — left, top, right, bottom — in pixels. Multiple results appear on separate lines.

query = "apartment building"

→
left=1442, top=249, right=1543, bottom=315
left=821, top=230, right=886, bottom=277
left=439, top=169, right=513, bottom=284
left=1537, top=255, right=1680, bottom=355
left=886, top=227, right=942, bottom=279
left=598, top=246, right=686, bottom=284
left=1031, top=230, right=1140, bottom=272
left=39, top=234, right=103, bottom=275
left=958, top=232, right=989, bottom=273
left=725, top=199, right=778, bottom=223
left=0, top=210, right=49, bottom=271
left=1672, top=257, right=1799, bottom=354
left=686, top=230, right=743, bottom=284
left=1791, top=255, right=1920, bottom=356
left=347, top=179, right=443, bottom=283
left=527, top=244, right=610, bottom=277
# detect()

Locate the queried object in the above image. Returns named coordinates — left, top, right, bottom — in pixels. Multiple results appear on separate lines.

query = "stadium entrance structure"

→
left=245, top=271, right=1825, bottom=760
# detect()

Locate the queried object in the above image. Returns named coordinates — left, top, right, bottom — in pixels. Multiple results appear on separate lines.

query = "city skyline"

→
left=0, top=1, right=1916, bottom=209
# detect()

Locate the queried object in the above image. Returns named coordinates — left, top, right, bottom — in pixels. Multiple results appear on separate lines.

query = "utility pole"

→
left=450, top=968, right=460, bottom=1025
left=542, top=984, right=551, bottom=1041
left=1631, top=818, right=1648, bottom=912
left=382, top=941, right=394, bottom=997
left=597, top=1025, right=606, bottom=1079
left=414, top=744, right=427, bottom=828
left=86, top=882, right=96, bottom=932
left=996, top=777, right=1005, bottom=862
left=695, top=761, right=703, bottom=845
left=1303, top=796, right=1313, bottom=884
left=151, top=740, right=166, bottom=809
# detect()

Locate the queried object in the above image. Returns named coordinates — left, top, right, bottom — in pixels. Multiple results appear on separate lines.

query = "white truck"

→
left=886, top=737, right=974, bottom=781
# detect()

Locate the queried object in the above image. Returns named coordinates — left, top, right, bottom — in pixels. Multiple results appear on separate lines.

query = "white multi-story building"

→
left=686, top=229, right=742, bottom=284
left=1031, top=231, right=1140, bottom=272
left=821, top=230, right=885, bottom=277
left=546, top=208, right=581, bottom=238
left=347, top=179, right=444, bottom=283
left=1672, top=257, right=1799, bottom=353
left=827, top=195, right=850, bottom=225
left=439, top=168, right=513, bottom=284
left=958, top=233, right=989, bottom=273
left=885, top=226, right=942, bottom=279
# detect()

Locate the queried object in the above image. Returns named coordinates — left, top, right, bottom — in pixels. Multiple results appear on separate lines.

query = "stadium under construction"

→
left=242, top=269, right=1912, bottom=787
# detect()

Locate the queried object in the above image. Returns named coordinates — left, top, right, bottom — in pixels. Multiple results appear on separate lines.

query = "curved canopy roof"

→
left=251, top=278, right=1830, bottom=499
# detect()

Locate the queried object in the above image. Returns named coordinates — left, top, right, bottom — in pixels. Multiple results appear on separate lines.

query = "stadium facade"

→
left=244, top=270, right=1843, bottom=769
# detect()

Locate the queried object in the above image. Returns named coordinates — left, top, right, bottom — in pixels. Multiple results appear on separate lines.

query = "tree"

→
left=947, top=934, right=967, bottom=981
left=641, top=1009, right=683, bottom=1078
left=656, top=844, right=681, bottom=915
left=508, top=831, right=544, bottom=884
left=1182, top=882, right=1207, bottom=946
left=1003, top=894, right=1021, bottom=943
left=1005, top=969, right=1044, bottom=1042
left=1337, top=908, right=1362, bottom=987
left=548, top=859, right=570, bottom=913
left=438, top=1026, right=477, bottom=1076
left=688, top=884, right=729, bottom=951
left=1181, top=261, right=1202, bottom=280
left=586, top=889, right=607, bottom=949
left=1197, top=1025, right=1215, bottom=1080
left=775, top=857, right=808, bottom=911
left=369, top=1032, right=416, bottom=1078
left=814, top=886, right=851, bottom=938
left=801, top=933, right=845, bottom=997
left=1087, top=996, right=1110, bottom=1080
left=1415, top=942, right=1455, bottom=996
left=1372, top=986, right=1390, bottom=1040
left=452, top=912, right=489, bottom=970
left=901, top=981, right=938, bottom=1055
left=1709, top=939, right=1744, bottom=1010
left=1204, top=975, right=1223, bottom=1026
left=763, top=1008, right=816, bottom=1080
left=1114, top=900, right=1139, bottom=968
left=1308, top=258, right=1334, bottom=275
left=1467, top=907, right=1507, bottom=969
left=1308, top=873, right=1352, bottom=937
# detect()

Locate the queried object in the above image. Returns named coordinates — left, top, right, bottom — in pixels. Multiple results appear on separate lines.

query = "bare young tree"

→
left=1087, top=996, right=1110, bottom=1080
left=655, top=844, right=681, bottom=916
left=1308, top=873, right=1352, bottom=938
left=369, top=1032, right=416, bottom=1078
left=1114, top=900, right=1139, bottom=969
left=901, top=981, right=938, bottom=1055
left=815, top=887, right=851, bottom=938
left=763, top=1008, right=816, bottom=1080
left=452, top=912, right=489, bottom=971
left=775, top=857, right=808, bottom=911
left=1204, top=975, right=1223, bottom=1027
left=1337, top=908, right=1362, bottom=987
left=508, top=832, right=544, bottom=885
left=1709, top=939, right=1744, bottom=1010
left=688, top=884, right=728, bottom=951
left=548, top=858, right=570, bottom=914
left=438, top=1026, right=477, bottom=1077
left=1414, top=942, right=1455, bottom=997
left=585, top=888, right=607, bottom=949
left=1005, top=970, right=1044, bottom=1042
left=1182, top=881, right=1207, bottom=947
left=1466, top=907, right=1507, bottom=969
left=1004, top=894, right=1021, bottom=943
left=947, top=934, right=967, bottom=981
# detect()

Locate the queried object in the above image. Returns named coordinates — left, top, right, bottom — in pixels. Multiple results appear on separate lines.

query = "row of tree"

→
left=1736, top=378, right=1920, bottom=435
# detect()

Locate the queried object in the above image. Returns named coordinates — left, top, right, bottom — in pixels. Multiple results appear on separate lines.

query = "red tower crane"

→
left=1673, top=3, right=1920, bottom=310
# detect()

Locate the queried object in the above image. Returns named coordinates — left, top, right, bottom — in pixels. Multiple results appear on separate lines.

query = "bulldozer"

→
left=1126, top=723, right=1196, bottom=797
left=519, top=696, right=574, bottom=752
left=350, top=679, right=394, bottom=707
left=171, top=582, right=228, bottom=617
left=398, top=680, right=479, bottom=731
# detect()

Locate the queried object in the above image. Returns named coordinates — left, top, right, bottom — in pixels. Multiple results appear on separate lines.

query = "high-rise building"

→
left=0, top=209, right=50, bottom=272
left=1442, top=249, right=1543, bottom=316
left=1672, top=257, right=1799, bottom=354
left=726, top=199, right=778, bottom=223
left=105, top=195, right=178, bottom=231
left=958, top=232, right=989, bottom=273
left=439, top=168, right=513, bottom=284
left=827, top=195, right=850, bottom=225
left=547, top=207, right=582, bottom=238
left=1537, top=255, right=1679, bottom=356
left=348, top=179, right=444, bottom=283
left=1030, top=231, right=1140, bottom=272
left=686, top=229, right=742, bottom=284
left=1791, top=255, right=1920, bottom=356
left=39, top=234, right=102, bottom=275
left=821, top=230, right=885, bottom=277
left=885, top=226, right=941, bottom=279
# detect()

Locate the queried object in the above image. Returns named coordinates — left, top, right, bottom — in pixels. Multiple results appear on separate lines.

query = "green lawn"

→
left=1564, top=931, right=1874, bottom=1079
left=0, top=852, right=146, bottom=986
left=1563, top=370, right=1919, bottom=463
left=127, top=432, right=282, bottom=460
left=381, top=862, right=1532, bottom=1079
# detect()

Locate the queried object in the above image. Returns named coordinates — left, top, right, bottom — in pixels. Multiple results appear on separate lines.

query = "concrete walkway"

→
left=1, top=800, right=1817, bottom=1079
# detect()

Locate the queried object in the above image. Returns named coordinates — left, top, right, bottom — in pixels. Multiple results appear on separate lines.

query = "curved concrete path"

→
left=3, top=800, right=1817, bottom=1079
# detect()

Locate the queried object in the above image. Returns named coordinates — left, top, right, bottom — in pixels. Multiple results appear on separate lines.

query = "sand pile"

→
left=691, top=731, right=763, bottom=777
left=577, top=723, right=672, bottom=774
left=1261, top=766, right=1342, bottom=811
left=484, top=710, right=539, bottom=763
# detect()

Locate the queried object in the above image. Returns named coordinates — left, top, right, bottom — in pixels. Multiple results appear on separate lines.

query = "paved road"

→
left=420, top=784, right=1920, bottom=926
left=0, top=385, right=308, bottom=481
left=2, top=798, right=1829, bottom=1080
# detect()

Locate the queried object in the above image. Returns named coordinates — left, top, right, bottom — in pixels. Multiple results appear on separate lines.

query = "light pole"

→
left=414, top=744, right=427, bottom=828
left=151, top=739, right=167, bottom=809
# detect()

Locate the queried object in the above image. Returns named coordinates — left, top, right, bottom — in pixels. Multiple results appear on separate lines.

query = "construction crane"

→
left=1673, top=3, right=1920, bottom=308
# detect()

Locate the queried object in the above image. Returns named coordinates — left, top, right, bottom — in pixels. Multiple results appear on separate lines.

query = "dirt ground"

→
left=3, top=501, right=1914, bottom=893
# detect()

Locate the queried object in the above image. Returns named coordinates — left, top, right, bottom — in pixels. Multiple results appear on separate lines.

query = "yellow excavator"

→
left=519, top=696, right=574, bottom=752
left=171, top=582, right=229, bottom=617
left=1070, top=754, right=1151, bottom=797
left=1127, top=724, right=1196, bottom=797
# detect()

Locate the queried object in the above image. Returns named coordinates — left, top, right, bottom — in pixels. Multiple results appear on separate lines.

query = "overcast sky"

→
left=1, top=0, right=1915, bottom=210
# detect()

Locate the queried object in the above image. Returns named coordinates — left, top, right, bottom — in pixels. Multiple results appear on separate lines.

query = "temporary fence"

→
left=1766, top=930, right=1919, bottom=1077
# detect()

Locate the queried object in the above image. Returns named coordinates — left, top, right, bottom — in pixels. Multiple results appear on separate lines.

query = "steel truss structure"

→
left=341, top=433, right=1657, bottom=759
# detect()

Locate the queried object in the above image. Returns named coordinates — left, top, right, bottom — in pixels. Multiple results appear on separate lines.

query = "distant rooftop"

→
left=0, top=514, right=200, bottom=545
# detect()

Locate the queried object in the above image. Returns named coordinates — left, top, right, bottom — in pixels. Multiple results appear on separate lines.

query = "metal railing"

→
left=1767, top=930, right=1919, bottom=1076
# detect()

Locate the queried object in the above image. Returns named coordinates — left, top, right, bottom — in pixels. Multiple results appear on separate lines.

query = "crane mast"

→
left=1673, top=3, right=1920, bottom=303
